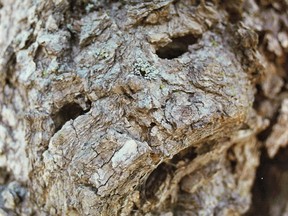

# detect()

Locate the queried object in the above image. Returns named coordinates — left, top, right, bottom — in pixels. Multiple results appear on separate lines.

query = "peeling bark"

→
left=0, top=0, right=287, bottom=215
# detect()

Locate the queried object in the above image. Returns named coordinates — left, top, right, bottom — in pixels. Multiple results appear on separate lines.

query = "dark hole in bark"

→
left=191, top=0, right=201, bottom=6
left=142, top=146, right=196, bottom=202
left=156, top=34, right=198, bottom=59
left=171, top=146, right=197, bottom=164
left=221, top=0, right=242, bottom=23
left=3, top=48, right=16, bottom=88
left=139, top=69, right=146, bottom=76
left=229, top=159, right=237, bottom=173
left=52, top=101, right=90, bottom=133
left=257, top=31, right=266, bottom=47
left=144, top=163, right=174, bottom=200
left=230, top=12, right=242, bottom=23
left=247, top=147, right=288, bottom=215
left=226, top=146, right=238, bottom=174
left=227, top=150, right=237, bottom=174
left=0, top=167, right=12, bottom=184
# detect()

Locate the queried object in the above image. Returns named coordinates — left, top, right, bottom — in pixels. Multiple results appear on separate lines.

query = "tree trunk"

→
left=0, top=0, right=287, bottom=215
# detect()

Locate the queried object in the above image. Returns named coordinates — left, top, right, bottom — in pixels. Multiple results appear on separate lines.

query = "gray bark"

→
left=0, top=0, right=287, bottom=215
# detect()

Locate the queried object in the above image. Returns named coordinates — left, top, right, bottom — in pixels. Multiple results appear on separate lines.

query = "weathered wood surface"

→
left=0, top=0, right=287, bottom=215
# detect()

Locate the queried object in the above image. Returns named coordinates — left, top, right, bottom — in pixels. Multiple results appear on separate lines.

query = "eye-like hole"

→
left=144, top=163, right=174, bottom=200
left=142, top=146, right=196, bottom=201
left=52, top=101, right=91, bottom=133
left=156, top=34, right=199, bottom=59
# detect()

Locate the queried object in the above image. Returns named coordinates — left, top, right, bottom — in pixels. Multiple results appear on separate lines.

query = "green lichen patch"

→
left=133, top=58, right=159, bottom=80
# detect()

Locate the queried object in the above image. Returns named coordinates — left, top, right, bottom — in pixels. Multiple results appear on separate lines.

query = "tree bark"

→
left=0, top=0, right=287, bottom=215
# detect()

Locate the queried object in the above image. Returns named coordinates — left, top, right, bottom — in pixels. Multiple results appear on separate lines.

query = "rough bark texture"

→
left=0, top=0, right=287, bottom=215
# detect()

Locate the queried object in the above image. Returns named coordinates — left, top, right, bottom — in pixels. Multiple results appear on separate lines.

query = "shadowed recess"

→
left=3, top=46, right=16, bottom=87
left=156, top=34, right=199, bottom=59
left=0, top=167, right=12, bottom=184
left=142, top=146, right=196, bottom=201
left=247, top=147, right=288, bottom=216
left=143, top=162, right=174, bottom=200
left=52, top=102, right=91, bottom=133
